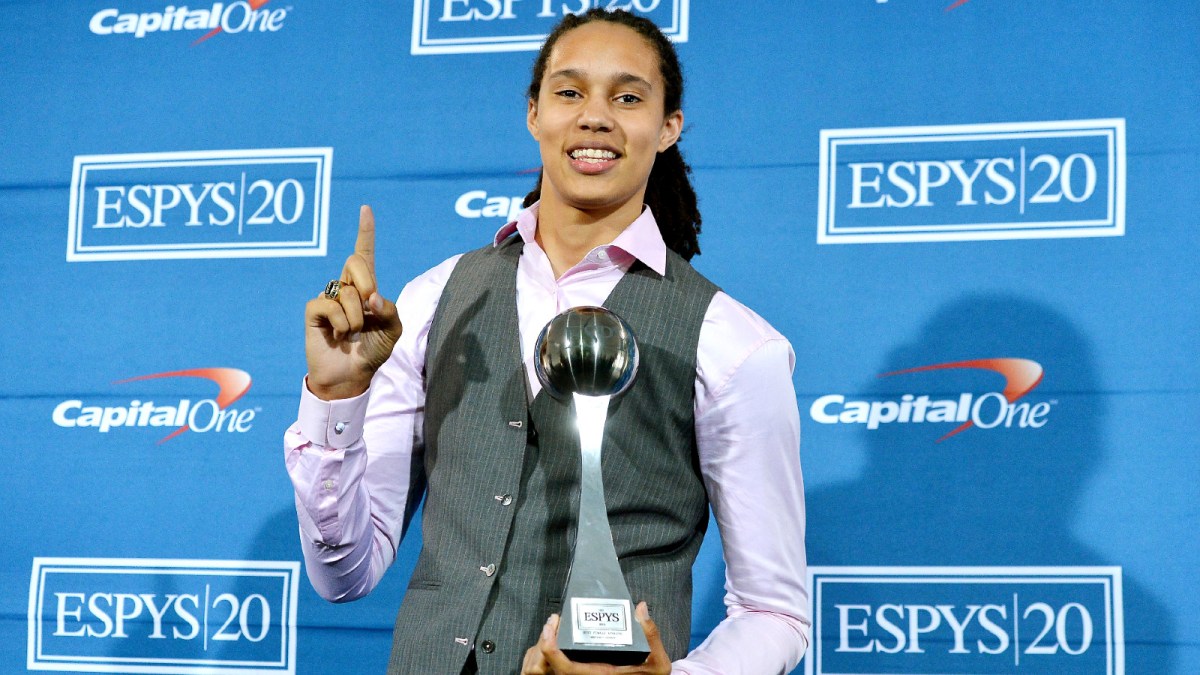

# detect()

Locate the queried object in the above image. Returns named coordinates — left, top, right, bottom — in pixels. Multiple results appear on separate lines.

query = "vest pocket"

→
left=407, top=558, right=442, bottom=589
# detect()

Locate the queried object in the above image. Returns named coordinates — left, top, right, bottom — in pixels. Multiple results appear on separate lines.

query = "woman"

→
left=288, top=9, right=809, bottom=674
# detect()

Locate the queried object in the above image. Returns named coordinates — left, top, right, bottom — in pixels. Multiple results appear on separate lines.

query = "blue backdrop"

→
left=2, top=1, right=1196, bottom=673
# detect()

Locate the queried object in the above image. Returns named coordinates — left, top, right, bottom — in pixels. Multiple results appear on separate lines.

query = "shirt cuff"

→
left=298, top=377, right=370, bottom=449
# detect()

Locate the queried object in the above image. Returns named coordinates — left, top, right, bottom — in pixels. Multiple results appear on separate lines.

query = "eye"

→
left=616, top=94, right=642, bottom=104
left=555, top=89, right=582, bottom=99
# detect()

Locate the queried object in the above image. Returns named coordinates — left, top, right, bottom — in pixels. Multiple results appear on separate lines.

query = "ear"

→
left=657, top=109, right=683, bottom=153
left=527, top=98, right=540, bottom=140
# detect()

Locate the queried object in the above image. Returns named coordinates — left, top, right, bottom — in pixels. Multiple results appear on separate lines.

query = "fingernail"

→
left=368, top=294, right=383, bottom=312
left=542, top=616, right=553, bottom=640
left=636, top=602, right=649, bottom=621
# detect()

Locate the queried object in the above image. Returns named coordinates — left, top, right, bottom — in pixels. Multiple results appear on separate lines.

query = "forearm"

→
left=286, top=421, right=392, bottom=602
left=284, top=376, right=421, bottom=602
left=674, top=608, right=809, bottom=675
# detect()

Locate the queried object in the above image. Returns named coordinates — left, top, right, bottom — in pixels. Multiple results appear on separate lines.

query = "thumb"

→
left=367, top=292, right=403, bottom=339
left=636, top=602, right=659, bottom=642
left=636, top=601, right=671, bottom=669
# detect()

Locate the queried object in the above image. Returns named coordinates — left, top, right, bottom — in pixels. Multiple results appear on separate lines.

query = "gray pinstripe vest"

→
left=388, top=235, right=718, bottom=674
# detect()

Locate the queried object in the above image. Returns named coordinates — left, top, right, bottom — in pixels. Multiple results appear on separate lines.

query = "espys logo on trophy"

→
left=534, top=306, right=650, bottom=665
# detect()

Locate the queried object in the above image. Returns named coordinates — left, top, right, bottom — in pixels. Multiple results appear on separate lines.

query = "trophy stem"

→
left=557, top=393, right=650, bottom=664
left=573, top=394, right=618, bottom=568
left=575, top=393, right=609, bottom=482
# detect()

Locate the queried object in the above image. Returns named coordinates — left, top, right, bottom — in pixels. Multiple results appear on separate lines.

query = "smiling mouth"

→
left=569, top=148, right=619, bottom=164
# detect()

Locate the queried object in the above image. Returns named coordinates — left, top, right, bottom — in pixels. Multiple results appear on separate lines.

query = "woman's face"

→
left=527, top=21, right=683, bottom=217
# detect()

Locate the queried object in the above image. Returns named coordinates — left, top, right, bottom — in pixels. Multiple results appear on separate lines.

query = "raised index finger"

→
left=355, top=204, right=376, bottom=272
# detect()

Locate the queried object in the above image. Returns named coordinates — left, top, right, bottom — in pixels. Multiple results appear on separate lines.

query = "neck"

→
left=535, top=197, right=645, bottom=278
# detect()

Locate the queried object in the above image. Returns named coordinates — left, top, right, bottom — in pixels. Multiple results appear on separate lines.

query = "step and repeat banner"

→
left=2, top=1, right=1197, bottom=673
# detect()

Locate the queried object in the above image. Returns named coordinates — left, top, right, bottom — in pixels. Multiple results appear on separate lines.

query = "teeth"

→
left=571, top=148, right=617, bottom=160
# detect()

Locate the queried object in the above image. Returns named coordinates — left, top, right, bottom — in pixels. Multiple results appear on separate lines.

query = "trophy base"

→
left=559, top=596, right=651, bottom=665
left=562, top=646, right=650, bottom=666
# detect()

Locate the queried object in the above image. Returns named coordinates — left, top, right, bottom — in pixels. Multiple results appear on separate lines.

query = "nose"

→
left=577, top=97, right=613, bottom=133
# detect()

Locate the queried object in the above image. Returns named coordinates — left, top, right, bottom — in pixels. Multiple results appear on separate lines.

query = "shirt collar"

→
left=492, top=201, right=668, bottom=276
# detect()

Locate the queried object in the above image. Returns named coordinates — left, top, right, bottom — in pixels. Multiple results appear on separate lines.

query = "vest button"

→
left=495, top=494, right=513, bottom=506
left=481, top=563, right=497, bottom=577
left=481, top=639, right=496, bottom=653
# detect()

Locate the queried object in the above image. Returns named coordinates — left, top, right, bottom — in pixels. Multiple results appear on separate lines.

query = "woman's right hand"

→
left=304, top=205, right=404, bottom=401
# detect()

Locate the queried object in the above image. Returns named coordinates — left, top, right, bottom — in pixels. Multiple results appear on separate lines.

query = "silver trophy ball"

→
left=534, top=306, right=639, bottom=400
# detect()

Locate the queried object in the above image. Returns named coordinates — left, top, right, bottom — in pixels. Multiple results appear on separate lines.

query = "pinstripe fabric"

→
left=388, top=236, right=717, bottom=674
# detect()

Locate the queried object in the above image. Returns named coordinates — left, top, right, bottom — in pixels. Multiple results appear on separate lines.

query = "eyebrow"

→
left=546, top=68, right=654, bottom=91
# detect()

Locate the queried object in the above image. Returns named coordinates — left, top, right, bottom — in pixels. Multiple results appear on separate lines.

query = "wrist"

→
left=306, top=376, right=370, bottom=401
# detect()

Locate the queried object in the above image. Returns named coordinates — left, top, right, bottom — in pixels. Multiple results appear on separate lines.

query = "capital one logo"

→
left=68, top=148, right=331, bottom=262
left=456, top=189, right=528, bottom=221
left=52, top=367, right=255, bottom=444
left=811, top=358, right=1051, bottom=442
left=411, top=0, right=688, bottom=54
left=28, top=557, right=299, bottom=674
left=89, top=2, right=290, bottom=45
left=806, top=567, right=1124, bottom=675
left=817, top=119, right=1125, bottom=244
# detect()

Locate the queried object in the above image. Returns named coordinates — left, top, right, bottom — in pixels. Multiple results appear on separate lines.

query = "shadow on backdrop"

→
left=805, top=293, right=1173, bottom=673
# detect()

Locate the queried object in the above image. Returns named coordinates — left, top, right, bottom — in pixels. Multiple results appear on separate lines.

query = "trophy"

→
left=534, top=306, right=650, bottom=665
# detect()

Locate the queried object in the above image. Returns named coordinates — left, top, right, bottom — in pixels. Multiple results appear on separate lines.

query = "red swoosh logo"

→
left=945, top=0, right=972, bottom=10
left=880, top=358, right=1043, bottom=442
left=192, top=0, right=271, bottom=46
left=113, top=367, right=252, bottom=443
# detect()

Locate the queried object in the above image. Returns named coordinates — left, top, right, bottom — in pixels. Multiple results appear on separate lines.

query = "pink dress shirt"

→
left=285, top=203, right=810, bottom=674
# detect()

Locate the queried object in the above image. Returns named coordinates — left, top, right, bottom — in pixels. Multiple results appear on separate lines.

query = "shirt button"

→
left=333, top=421, right=347, bottom=435
left=596, top=249, right=609, bottom=262
left=480, top=563, right=496, bottom=577
left=494, top=494, right=513, bottom=506
left=322, top=480, right=335, bottom=490
left=481, top=640, right=496, bottom=653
